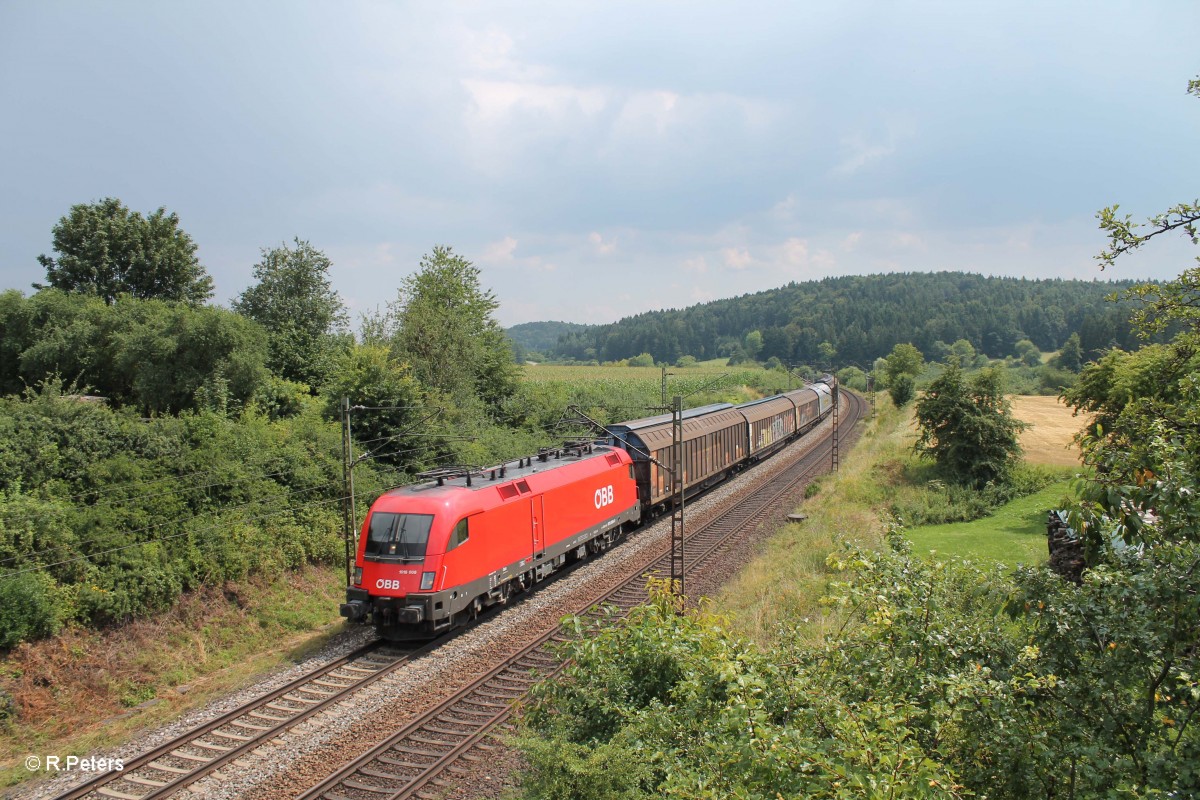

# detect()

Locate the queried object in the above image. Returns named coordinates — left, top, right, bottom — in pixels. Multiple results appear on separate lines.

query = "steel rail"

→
left=55, top=640, right=435, bottom=800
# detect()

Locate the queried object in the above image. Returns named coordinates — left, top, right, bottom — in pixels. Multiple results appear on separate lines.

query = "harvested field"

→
left=1010, top=395, right=1088, bottom=467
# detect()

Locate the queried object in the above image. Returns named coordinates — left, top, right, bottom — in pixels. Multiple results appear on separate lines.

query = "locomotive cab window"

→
left=364, top=512, right=434, bottom=562
left=447, top=517, right=470, bottom=552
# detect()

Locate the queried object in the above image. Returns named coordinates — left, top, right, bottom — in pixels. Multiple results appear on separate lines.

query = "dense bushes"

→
left=0, top=387, right=386, bottom=646
left=522, top=539, right=1200, bottom=798
left=886, top=462, right=1063, bottom=526
left=0, top=289, right=268, bottom=414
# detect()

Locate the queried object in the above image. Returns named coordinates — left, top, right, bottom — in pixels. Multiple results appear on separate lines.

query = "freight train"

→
left=340, top=377, right=836, bottom=640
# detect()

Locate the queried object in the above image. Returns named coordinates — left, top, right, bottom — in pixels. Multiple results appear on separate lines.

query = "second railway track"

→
left=57, top=641, right=432, bottom=800
left=298, top=390, right=867, bottom=800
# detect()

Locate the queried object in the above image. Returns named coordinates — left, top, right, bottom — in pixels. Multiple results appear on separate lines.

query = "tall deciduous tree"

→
left=389, top=246, right=517, bottom=411
left=914, top=363, right=1024, bottom=488
left=884, top=342, right=924, bottom=386
left=36, top=198, right=213, bottom=304
left=322, top=344, right=431, bottom=472
left=233, top=238, right=348, bottom=389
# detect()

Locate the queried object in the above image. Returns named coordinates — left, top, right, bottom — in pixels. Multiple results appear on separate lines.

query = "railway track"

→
left=298, top=391, right=867, bottom=800
left=56, top=641, right=436, bottom=800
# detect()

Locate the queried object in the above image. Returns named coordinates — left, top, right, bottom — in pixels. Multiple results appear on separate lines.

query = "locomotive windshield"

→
left=364, top=512, right=434, bottom=561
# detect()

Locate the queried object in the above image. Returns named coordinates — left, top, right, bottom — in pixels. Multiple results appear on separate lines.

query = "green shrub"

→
left=0, top=573, right=60, bottom=650
left=0, top=389, right=381, bottom=647
left=522, top=541, right=1200, bottom=798
left=888, top=373, right=915, bottom=406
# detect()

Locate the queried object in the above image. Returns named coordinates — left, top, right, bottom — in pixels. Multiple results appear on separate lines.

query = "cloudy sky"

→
left=1, top=2, right=1197, bottom=326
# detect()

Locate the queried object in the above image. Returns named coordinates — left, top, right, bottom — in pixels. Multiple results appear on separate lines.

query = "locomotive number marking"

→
left=376, top=579, right=401, bottom=590
left=594, top=485, right=615, bottom=509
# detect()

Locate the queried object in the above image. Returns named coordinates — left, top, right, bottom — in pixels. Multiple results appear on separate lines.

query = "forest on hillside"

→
left=510, top=272, right=1148, bottom=367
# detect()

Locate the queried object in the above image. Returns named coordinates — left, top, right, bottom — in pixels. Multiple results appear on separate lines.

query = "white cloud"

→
left=831, top=118, right=914, bottom=176
left=589, top=231, right=616, bottom=255
left=462, top=79, right=610, bottom=123
left=770, top=193, right=798, bottom=222
left=834, top=134, right=894, bottom=175
left=780, top=237, right=809, bottom=266
left=682, top=256, right=708, bottom=274
left=482, top=236, right=518, bottom=262
left=811, top=249, right=837, bottom=270
left=722, top=247, right=753, bottom=271
left=893, top=232, right=926, bottom=251
left=842, top=231, right=863, bottom=251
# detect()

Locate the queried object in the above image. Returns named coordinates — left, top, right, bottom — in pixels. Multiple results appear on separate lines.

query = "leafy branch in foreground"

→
left=1068, top=76, right=1200, bottom=554
left=520, top=539, right=1200, bottom=799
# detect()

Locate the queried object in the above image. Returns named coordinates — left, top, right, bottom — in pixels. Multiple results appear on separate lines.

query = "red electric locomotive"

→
left=340, top=442, right=640, bottom=640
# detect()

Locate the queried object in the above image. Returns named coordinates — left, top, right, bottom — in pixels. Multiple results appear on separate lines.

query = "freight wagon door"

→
left=531, top=496, right=545, bottom=555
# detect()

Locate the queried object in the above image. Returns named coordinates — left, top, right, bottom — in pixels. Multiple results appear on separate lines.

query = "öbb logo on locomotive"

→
left=339, top=376, right=837, bottom=640
left=594, top=484, right=615, bottom=509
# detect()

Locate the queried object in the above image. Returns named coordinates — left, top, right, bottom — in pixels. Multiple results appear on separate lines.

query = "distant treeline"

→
left=510, top=273, right=1147, bottom=366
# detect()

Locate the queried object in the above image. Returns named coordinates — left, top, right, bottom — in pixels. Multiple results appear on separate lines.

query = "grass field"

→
left=905, top=480, right=1075, bottom=569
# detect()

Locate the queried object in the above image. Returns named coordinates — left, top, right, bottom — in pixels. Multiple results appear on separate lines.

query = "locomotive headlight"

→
left=353, top=567, right=363, bottom=586
left=420, top=571, right=435, bottom=591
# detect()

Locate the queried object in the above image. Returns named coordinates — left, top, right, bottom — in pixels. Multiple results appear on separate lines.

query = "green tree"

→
left=888, top=373, right=915, bottom=406
left=743, top=329, right=764, bottom=359
left=36, top=198, right=213, bottom=304
left=817, top=340, right=837, bottom=367
left=0, top=289, right=267, bottom=414
left=914, top=363, right=1025, bottom=488
left=949, top=338, right=976, bottom=365
left=1054, top=331, right=1083, bottom=371
left=836, top=365, right=868, bottom=391
left=884, top=342, right=924, bottom=386
left=1013, top=338, right=1041, bottom=367
left=389, top=246, right=518, bottom=411
left=627, top=353, right=654, bottom=367
left=322, top=344, right=431, bottom=472
left=233, top=238, right=349, bottom=389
